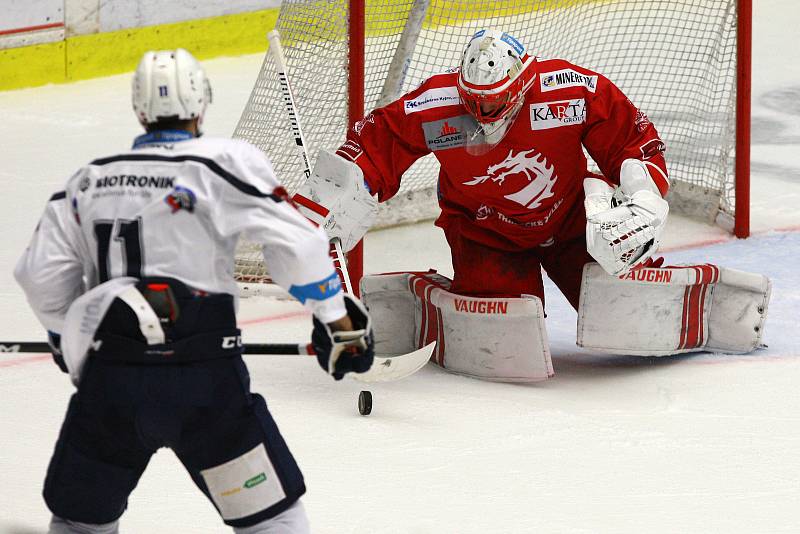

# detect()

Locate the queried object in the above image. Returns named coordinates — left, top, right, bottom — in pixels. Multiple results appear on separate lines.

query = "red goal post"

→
left=233, top=0, right=752, bottom=289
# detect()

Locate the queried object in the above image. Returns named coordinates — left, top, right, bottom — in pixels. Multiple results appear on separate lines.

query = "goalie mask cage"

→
left=233, top=0, right=751, bottom=286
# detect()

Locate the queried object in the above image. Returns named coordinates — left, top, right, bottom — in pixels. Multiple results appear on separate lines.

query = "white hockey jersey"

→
left=15, top=131, right=346, bottom=334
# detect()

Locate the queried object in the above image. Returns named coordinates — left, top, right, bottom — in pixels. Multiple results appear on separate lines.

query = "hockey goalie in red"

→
left=298, top=29, right=771, bottom=382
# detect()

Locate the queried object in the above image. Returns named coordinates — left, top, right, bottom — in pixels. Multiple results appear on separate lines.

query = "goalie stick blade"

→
left=351, top=342, right=435, bottom=383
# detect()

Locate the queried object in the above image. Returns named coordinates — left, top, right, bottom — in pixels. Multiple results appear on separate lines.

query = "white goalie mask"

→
left=132, top=48, right=213, bottom=129
left=457, top=29, right=537, bottom=155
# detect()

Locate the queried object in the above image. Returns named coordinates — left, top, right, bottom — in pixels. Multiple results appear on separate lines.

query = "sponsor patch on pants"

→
left=200, top=443, right=286, bottom=520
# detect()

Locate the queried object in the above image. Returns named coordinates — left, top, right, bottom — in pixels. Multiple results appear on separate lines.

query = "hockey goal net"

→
left=233, top=0, right=751, bottom=286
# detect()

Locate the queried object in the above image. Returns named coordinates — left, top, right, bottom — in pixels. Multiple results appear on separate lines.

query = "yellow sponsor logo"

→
left=221, top=487, right=242, bottom=497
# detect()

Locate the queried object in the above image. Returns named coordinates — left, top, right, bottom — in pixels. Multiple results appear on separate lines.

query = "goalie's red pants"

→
left=446, top=231, right=593, bottom=311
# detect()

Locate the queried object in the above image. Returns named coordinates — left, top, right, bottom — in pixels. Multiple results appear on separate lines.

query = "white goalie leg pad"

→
left=200, top=443, right=287, bottom=521
left=361, top=272, right=553, bottom=382
left=359, top=273, right=419, bottom=357
left=577, top=263, right=771, bottom=355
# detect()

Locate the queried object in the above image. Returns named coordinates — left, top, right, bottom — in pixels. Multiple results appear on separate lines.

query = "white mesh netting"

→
left=233, top=0, right=740, bottom=283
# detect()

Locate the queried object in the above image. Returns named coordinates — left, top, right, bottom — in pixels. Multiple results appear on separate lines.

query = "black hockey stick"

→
left=1, top=341, right=311, bottom=355
left=0, top=341, right=434, bottom=383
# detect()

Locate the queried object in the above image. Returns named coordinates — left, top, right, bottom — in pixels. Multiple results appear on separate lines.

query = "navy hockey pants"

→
left=43, top=355, right=306, bottom=527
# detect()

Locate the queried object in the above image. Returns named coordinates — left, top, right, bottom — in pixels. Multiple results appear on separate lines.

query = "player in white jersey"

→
left=14, top=49, right=374, bottom=534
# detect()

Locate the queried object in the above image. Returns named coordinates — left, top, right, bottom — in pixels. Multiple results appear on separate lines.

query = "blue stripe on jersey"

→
left=133, top=130, right=195, bottom=148
left=288, top=272, right=342, bottom=304
left=49, top=191, right=66, bottom=201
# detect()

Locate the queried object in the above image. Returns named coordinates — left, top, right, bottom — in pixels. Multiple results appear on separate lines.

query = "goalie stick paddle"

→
left=268, top=29, right=312, bottom=180
left=0, top=341, right=435, bottom=383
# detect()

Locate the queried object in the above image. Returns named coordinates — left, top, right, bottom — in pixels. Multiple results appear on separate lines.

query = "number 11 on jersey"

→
left=94, top=218, right=144, bottom=282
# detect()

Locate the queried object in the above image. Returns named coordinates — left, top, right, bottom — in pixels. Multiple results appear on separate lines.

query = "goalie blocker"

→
left=578, top=263, right=771, bottom=355
left=360, top=271, right=553, bottom=382
left=294, top=149, right=377, bottom=252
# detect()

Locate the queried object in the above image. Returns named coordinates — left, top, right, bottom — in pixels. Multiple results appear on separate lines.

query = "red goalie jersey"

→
left=336, top=58, right=669, bottom=252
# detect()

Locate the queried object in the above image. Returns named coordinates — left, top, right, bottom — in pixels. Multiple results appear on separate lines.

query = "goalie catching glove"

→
left=584, top=158, right=669, bottom=276
left=294, top=149, right=378, bottom=252
left=312, top=294, right=375, bottom=380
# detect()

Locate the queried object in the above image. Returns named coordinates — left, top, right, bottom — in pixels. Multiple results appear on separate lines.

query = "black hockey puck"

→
left=358, top=390, right=372, bottom=416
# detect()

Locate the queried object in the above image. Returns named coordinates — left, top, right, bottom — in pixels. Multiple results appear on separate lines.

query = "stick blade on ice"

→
left=352, top=342, right=435, bottom=383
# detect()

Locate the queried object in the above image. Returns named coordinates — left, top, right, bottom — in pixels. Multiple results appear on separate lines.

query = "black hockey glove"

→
left=312, top=294, right=375, bottom=380
left=47, top=331, right=68, bottom=374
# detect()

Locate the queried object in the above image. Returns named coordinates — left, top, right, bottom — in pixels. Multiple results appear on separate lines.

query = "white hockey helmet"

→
left=457, top=29, right=536, bottom=150
left=132, top=48, right=213, bottom=127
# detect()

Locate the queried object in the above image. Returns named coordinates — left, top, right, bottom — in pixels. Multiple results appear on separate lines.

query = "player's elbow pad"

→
left=13, top=261, right=65, bottom=319
left=13, top=257, right=36, bottom=295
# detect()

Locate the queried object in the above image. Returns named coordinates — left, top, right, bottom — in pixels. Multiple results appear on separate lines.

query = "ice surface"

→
left=1, top=1, right=799, bottom=532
